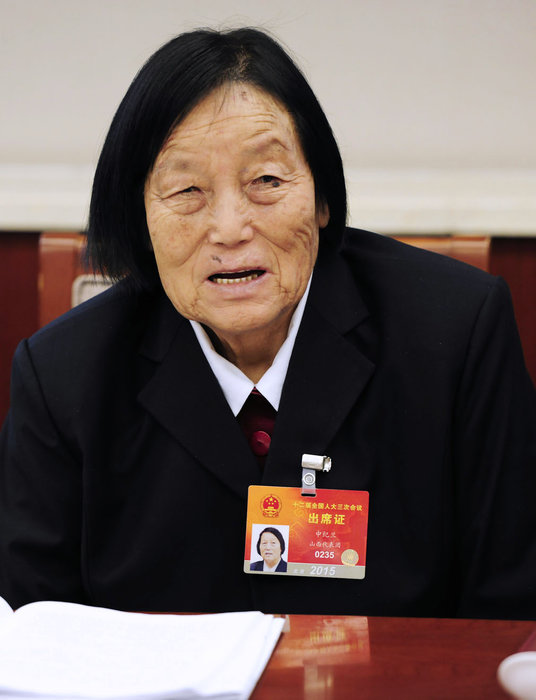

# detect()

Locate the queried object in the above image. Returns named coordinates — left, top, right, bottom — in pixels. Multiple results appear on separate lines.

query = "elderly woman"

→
left=1, top=28, right=535, bottom=619
left=251, top=528, right=287, bottom=573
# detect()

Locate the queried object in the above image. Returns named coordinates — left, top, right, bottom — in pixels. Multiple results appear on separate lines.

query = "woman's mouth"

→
left=208, top=270, right=265, bottom=285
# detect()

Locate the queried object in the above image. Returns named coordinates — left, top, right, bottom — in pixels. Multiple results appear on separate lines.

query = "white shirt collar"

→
left=262, top=559, right=281, bottom=572
left=190, top=276, right=311, bottom=416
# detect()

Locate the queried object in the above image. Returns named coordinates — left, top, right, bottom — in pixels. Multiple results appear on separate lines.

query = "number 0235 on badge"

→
left=244, top=486, right=369, bottom=579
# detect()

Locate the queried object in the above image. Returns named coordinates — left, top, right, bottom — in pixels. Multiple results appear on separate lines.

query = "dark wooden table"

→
left=252, top=615, right=534, bottom=699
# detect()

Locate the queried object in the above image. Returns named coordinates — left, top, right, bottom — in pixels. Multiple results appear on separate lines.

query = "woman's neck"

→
left=205, top=321, right=290, bottom=383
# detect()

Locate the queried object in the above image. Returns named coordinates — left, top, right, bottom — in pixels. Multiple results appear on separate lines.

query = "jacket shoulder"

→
left=342, top=228, right=494, bottom=285
left=15, top=282, right=180, bottom=427
left=29, top=281, right=145, bottom=352
left=340, top=227, right=498, bottom=309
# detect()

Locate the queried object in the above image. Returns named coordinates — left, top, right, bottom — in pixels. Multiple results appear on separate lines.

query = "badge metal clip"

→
left=301, top=453, right=331, bottom=497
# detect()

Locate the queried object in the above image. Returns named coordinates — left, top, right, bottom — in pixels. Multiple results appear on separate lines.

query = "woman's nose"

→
left=206, top=191, right=253, bottom=246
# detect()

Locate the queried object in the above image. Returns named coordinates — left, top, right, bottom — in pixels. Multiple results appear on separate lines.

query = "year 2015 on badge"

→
left=244, top=486, right=369, bottom=579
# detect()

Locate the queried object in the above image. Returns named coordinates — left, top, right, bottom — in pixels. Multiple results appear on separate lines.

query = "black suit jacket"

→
left=250, top=560, right=287, bottom=573
left=1, top=229, right=535, bottom=618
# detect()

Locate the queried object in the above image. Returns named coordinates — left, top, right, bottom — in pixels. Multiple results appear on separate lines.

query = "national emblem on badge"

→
left=261, top=494, right=282, bottom=518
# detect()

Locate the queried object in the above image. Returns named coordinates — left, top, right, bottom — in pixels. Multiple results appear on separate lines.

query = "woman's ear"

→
left=317, top=200, right=330, bottom=229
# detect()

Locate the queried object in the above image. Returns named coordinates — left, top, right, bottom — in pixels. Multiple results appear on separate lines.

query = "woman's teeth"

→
left=211, top=271, right=263, bottom=285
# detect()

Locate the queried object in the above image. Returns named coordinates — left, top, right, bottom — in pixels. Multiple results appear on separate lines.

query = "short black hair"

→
left=256, top=527, right=286, bottom=556
left=87, top=27, right=347, bottom=290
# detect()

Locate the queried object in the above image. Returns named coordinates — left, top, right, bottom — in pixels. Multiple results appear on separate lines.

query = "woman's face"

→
left=144, top=82, right=328, bottom=349
left=259, top=532, right=282, bottom=567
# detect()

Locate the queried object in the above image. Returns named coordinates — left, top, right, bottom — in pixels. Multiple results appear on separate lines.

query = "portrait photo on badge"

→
left=249, top=524, right=289, bottom=574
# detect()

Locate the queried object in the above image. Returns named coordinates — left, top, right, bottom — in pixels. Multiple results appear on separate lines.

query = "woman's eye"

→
left=161, top=185, right=199, bottom=199
left=254, top=175, right=281, bottom=188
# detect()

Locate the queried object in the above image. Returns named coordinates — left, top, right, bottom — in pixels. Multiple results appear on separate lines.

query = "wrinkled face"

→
left=259, top=532, right=282, bottom=567
left=144, top=82, right=328, bottom=347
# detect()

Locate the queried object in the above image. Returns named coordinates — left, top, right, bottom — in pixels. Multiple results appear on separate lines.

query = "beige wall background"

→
left=1, top=0, right=535, bottom=232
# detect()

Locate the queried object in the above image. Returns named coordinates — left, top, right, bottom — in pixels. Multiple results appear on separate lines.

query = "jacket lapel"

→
left=137, top=296, right=260, bottom=500
left=265, top=244, right=375, bottom=485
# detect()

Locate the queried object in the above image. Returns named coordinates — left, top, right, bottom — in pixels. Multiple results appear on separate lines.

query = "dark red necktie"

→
left=237, top=388, right=276, bottom=469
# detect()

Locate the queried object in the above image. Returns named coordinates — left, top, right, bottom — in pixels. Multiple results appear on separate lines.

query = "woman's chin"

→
left=199, top=305, right=292, bottom=345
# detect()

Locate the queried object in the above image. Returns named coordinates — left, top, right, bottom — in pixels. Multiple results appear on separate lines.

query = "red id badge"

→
left=244, top=486, right=369, bottom=579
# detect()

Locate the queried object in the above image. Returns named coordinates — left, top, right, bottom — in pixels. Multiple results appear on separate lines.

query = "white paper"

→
left=0, top=600, right=284, bottom=699
left=0, top=597, right=13, bottom=620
